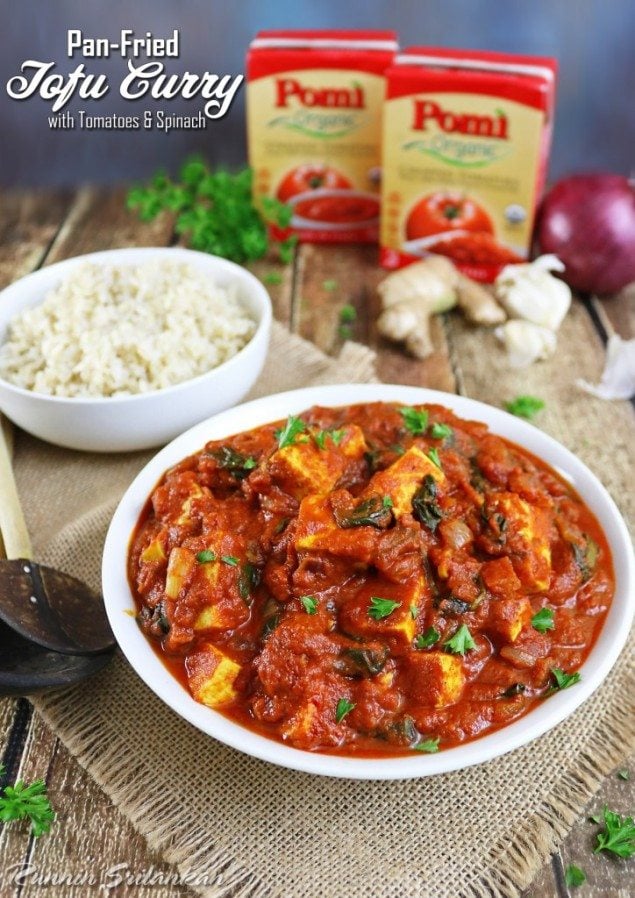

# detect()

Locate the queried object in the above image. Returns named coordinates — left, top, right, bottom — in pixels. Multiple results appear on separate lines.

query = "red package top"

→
left=248, top=30, right=398, bottom=79
left=387, top=47, right=557, bottom=113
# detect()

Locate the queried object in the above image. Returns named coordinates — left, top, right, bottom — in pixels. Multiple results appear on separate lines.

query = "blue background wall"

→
left=1, top=0, right=633, bottom=188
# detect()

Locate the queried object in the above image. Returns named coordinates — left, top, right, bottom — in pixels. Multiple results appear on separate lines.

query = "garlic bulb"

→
left=495, top=255, right=571, bottom=331
left=494, top=320, right=557, bottom=368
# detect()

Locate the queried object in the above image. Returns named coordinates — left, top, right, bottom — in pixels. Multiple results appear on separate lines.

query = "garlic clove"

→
left=495, top=254, right=571, bottom=331
left=495, top=320, right=557, bottom=368
left=576, top=334, right=635, bottom=400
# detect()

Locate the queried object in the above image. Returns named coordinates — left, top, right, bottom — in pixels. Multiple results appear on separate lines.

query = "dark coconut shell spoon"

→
left=0, top=417, right=115, bottom=694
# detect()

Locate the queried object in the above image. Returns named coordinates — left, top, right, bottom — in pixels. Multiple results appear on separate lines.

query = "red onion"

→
left=536, top=173, right=635, bottom=295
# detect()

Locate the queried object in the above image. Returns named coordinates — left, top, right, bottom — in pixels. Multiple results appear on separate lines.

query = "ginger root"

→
left=377, top=256, right=506, bottom=359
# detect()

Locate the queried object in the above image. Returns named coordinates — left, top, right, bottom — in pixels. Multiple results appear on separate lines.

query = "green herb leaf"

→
left=415, top=628, right=441, bottom=649
left=313, top=428, right=345, bottom=450
left=275, top=415, right=306, bottom=449
left=548, top=667, right=581, bottom=694
left=382, top=495, right=394, bottom=508
left=430, top=423, right=453, bottom=440
left=443, top=624, right=476, bottom=655
left=338, top=324, right=352, bottom=340
left=335, top=698, right=356, bottom=723
left=504, top=395, right=545, bottom=420
left=300, top=595, right=318, bottom=615
left=263, top=271, right=283, bottom=286
left=196, top=550, right=217, bottom=564
left=565, top=865, right=586, bottom=888
left=278, top=234, right=298, bottom=264
left=594, top=807, right=635, bottom=858
left=413, top=737, right=440, bottom=753
left=339, top=304, right=357, bottom=323
left=531, top=607, right=555, bottom=633
left=0, top=767, right=55, bottom=837
left=261, top=195, right=293, bottom=228
left=368, top=597, right=401, bottom=621
left=399, top=406, right=429, bottom=435
left=221, top=555, right=239, bottom=567
left=427, top=448, right=442, bottom=469
left=410, top=604, right=419, bottom=620
left=618, top=769, right=630, bottom=781
left=323, top=279, right=338, bottom=292
left=412, top=475, right=443, bottom=532
left=238, top=562, right=260, bottom=602
left=334, top=494, right=393, bottom=530
left=589, top=813, right=602, bottom=824
left=210, top=446, right=257, bottom=480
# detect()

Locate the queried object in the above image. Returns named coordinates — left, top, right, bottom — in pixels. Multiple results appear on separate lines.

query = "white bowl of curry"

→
left=102, top=385, right=634, bottom=778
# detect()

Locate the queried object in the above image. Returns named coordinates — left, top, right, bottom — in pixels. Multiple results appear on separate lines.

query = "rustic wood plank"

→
left=292, top=244, right=456, bottom=391
left=559, top=758, right=634, bottom=898
left=521, top=856, right=566, bottom=898
left=247, top=255, right=294, bottom=327
left=0, top=190, right=74, bottom=290
left=0, top=189, right=196, bottom=897
left=589, top=284, right=635, bottom=341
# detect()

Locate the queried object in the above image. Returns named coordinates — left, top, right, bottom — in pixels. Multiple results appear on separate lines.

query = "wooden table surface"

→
left=0, top=187, right=633, bottom=898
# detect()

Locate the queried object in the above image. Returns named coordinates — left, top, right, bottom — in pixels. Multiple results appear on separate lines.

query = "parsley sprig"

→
left=275, top=415, right=306, bottom=449
left=594, top=807, right=635, bottom=858
left=443, top=624, right=476, bottom=655
left=504, top=395, right=545, bottom=420
left=0, top=766, right=54, bottom=837
left=400, top=406, right=429, bottom=435
left=368, top=597, right=401, bottom=620
left=531, top=607, right=555, bottom=633
left=127, top=160, right=295, bottom=265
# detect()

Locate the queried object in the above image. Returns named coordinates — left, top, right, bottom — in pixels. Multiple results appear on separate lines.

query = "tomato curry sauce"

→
left=129, top=403, right=613, bottom=756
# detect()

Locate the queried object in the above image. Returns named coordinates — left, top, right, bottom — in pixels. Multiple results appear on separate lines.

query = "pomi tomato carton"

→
left=247, top=30, right=397, bottom=243
left=380, top=48, right=557, bottom=280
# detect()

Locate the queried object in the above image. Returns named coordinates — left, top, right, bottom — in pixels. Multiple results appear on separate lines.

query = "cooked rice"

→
left=0, top=261, right=256, bottom=398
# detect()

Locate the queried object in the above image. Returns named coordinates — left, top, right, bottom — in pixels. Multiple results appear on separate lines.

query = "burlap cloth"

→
left=14, top=322, right=634, bottom=898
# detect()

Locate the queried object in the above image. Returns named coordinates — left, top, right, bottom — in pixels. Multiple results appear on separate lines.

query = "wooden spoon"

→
left=0, top=416, right=115, bottom=690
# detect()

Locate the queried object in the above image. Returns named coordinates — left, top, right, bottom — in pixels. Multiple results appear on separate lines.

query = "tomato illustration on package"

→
left=247, top=30, right=397, bottom=243
left=380, top=48, right=557, bottom=281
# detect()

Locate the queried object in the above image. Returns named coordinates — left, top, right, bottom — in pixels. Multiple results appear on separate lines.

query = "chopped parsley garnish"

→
left=323, top=279, right=338, bottom=292
left=368, top=597, right=401, bottom=620
left=618, top=769, right=630, bottom=781
left=504, top=395, right=545, bottom=420
left=427, top=448, right=442, bottom=469
left=335, top=698, right=355, bottom=723
left=412, top=475, right=443, bottom=532
left=0, top=765, right=55, bottom=837
left=221, top=555, right=239, bottom=566
left=300, top=595, right=318, bottom=615
left=531, top=607, right=555, bottom=633
left=410, top=604, right=419, bottom=620
left=382, top=495, right=394, bottom=508
left=278, top=234, right=298, bottom=264
left=339, top=304, right=357, bottom=323
left=547, top=667, right=581, bottom=693
left=413, top=737, right=440, bottom=753
left=263, top=271, right=283, bottom=286
left=399, top=406, right=429, bottom=435
left=430, top=423, right=453, bottom=440
left=415, top=628, right=441, bottom=649
left=314, top=428, right=345, bottom=450
left=443, top=624, right=476, bottom=655
left=594, top=807, right=635, bottom=858
left=275, top=415, right=306, bottom=449
left=564, top=865, right=586, bottom=888
left=196, top=550, right=217, bottom=564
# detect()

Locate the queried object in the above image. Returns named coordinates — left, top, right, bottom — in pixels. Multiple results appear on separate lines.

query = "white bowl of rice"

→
left=0, top=247, right=272, bottom=452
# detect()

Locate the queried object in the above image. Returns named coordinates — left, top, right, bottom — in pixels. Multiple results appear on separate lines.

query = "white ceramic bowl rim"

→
left=102, top=384, right=635, bottom=780
left=0, top=247, right=272, bottom=406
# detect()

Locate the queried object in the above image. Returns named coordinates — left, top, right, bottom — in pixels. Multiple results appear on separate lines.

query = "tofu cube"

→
left=406, top=652, right=465, bottom=708
left=140, top=536, right=166, bottom=564
left=176, top=482, right=205, bottom=524
left=365, top=446, right=445, bottom=519
left=488, top=597, right=532, bottom=643
left=186, top=644, right=241, bottom=707
left=165, top=547, right=196, bottom=599
left=339, top=577, right=425, bottom=647
left=493, top=494, right=551, bottom=591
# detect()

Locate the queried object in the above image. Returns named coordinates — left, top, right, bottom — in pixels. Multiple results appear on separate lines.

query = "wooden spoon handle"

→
left=0, top=415, right=32, bottom=560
